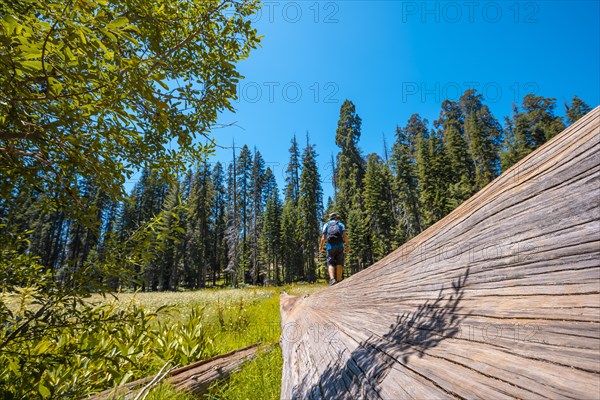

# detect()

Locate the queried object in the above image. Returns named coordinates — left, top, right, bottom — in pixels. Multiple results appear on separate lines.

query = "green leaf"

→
left=18, top=60, right=42, bottom=73
left=1, top=15, right=17, bottom=34
left=38, top=382, right=51, bottom=398
left=123, top=24, right=140, bottom=34
left=157, top=80, right=169, bottom=90
left=33, top=340, right=51, bottom=355
left=48, top=78, right=63, bottom=96
left=21, top=48, right=43, bottom=59
left=64, top=46, right=74, bottom=61
left=108, top=17, right=129, bottom=29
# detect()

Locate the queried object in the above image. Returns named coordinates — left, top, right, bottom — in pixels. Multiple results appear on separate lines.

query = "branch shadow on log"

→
left=292, top=267, right=470, bottom=400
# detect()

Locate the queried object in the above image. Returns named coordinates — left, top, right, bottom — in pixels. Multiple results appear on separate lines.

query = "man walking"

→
left=319, top=212, right=349, bottom=286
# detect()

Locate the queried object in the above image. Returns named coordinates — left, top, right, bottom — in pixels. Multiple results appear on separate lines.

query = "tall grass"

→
left=204, top=346, right=283, bottom=400
left=96, top=283, right=326, bottom=399
left=203, top=283, right=325, bottom=399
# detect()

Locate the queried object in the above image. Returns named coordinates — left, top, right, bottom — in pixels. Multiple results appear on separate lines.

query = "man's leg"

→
left=328, top=265, right=336, bottom=281
left=335, top=265, right=343, bottom=282
left=327, top=250, right=336, bottom=284
left=336, top=248, right=344, bottom=282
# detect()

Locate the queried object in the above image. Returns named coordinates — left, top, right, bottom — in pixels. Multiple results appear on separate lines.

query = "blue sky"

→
left=211, top=0, right=600, bottom=201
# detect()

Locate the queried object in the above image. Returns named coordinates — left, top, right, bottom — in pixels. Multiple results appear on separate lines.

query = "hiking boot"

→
left=329, top=279, right=337, bottom=286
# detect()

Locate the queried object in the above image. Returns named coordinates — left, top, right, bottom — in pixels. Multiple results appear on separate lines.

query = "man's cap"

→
left=329, top=212, right=340, bottom=220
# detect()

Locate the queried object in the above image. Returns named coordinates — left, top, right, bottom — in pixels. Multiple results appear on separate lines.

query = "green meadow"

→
left=92, top=284, right=325, bottom=399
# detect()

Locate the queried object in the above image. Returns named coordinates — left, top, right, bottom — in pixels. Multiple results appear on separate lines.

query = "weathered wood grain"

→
left=88, top=344, right=263, bottom=399
left=280, top=107, right=600, bottom=399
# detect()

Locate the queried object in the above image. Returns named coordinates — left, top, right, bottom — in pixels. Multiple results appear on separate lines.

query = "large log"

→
left=280, top=107, right=600, bottom=399
left=88, top=344, right=263, bottom=399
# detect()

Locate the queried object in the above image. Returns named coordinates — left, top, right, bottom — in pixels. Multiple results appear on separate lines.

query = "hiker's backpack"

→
left=326, top=221, right=343, bottom=245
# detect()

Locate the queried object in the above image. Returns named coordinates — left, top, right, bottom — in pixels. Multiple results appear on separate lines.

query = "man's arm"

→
left=319, top=234, right=326, bottom=252
left=343, top=232, right=350, bottom=253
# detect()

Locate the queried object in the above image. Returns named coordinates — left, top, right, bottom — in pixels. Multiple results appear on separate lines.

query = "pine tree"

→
left=157, top=179, right=184, bottom=290
left=459, top=90, right=502, bottom=191
left=176, top=169, right=193, bottom=288
left=210, top=162, right=227, bottom=286
left=329, top=154, right=337, bottom=195
left=224, top=146, right=241, bottom=287
left=334, top=100, right=368, bottom=273
left=435, top=100, right=475, bottom=209
left=7, top=184, right=66, bottom=273
left=416, top=127, right=451, bottom=229
left=565, top=95, right=592, bottom=125
left=334, top=100, right=365, bottom=219
left=97, top=197, right=119, bottom=264
left=236, top=145, right=253, bottom=284
left=280, top=200, right=301, bottom=283
left=364, top=154, right=396, bottom=261
left=261, top=175, right=282, bottom=284
left=249, top=150, right=266, bottom=284
left=346, top=208, right=372, bottom=274
left=186, top=162, right=213, bottom=288
left=284, top=136, right=301, bottom=205
left=324, top=196, right=335, bottom=218
left=298, top=137, right=323, bottom=282
left=499, top=106, right=522, bottom=171
left=501, top=94, right=566, bottom=171
left=96, top=197, right=120, bottom=289
left=185, top=169, right=197, bottom=288
left=76, top=184, right=112, bottom=278
left=49, top=178, right=112, bottom=286
left=263, top=168, right=277, bottom=206
left=391, top=114, right=425, bottom=242
left=123, top=168, right=168, bottom=290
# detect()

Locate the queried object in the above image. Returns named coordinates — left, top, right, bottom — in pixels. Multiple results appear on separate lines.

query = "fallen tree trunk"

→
left=89, top=343, right=264, bottom=399
left=280, top=107, right=600, bottom=399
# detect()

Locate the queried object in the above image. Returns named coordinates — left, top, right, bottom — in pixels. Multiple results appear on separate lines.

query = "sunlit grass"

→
left=145, top=382, right=197, bottom=400
left=90, top=287, right=274, bottom=315
left=204, top=346, right=283, bottom=400
left=94, top=283, right=326, bottom=398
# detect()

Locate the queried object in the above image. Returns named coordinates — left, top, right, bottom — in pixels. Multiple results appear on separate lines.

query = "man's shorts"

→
left=326, top=247, right=345, bottom=266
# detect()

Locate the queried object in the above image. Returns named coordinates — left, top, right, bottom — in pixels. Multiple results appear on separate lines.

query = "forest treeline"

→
left=2, top=91, right=591, bottom=290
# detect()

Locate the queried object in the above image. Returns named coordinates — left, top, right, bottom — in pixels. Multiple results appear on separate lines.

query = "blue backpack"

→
left=326, top=221, right=343, bottom=245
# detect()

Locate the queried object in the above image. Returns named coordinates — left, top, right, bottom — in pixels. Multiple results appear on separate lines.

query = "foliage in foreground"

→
left=0, top=0, right=261, bottom=215
left=1, top=0, right=263, bottom=397
left=109, top=285, right=314, bottom=399
left=0, top=291, right=210, bottom=398
left=143, top=285, right=314, bottom=399
left=0, top=205, right=188, bottom=397
left=1, top=279, right=319, bottom=399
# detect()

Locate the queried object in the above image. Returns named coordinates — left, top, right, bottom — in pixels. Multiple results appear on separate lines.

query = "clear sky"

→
left=211, top=0, right=600, bottom=201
